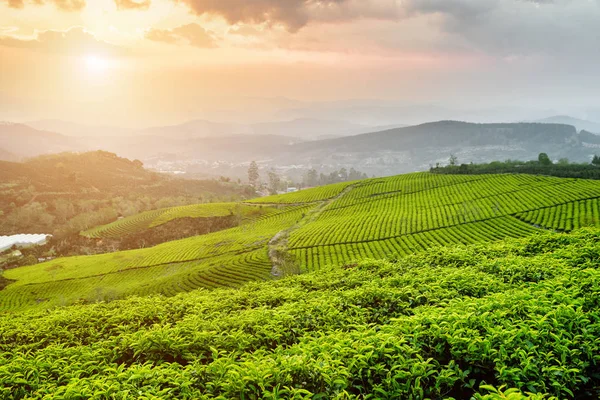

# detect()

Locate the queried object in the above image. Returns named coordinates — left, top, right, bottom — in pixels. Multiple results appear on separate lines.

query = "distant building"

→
left=287, top=187, right=299, bottom=193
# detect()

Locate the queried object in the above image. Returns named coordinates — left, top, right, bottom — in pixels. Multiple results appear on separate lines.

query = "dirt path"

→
left=268, top=184, right=359, bottom=277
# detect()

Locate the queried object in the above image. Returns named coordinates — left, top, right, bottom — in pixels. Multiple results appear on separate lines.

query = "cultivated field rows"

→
left=4, top=172, right=600, bottom=311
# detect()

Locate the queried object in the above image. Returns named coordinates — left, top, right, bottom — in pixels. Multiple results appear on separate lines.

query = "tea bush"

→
left=2, top=230, right=600, bottom=398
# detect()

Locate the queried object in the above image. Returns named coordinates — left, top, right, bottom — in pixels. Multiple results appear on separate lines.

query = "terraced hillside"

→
left=287, top=173, right=600, bottom=270
left=4, top=172, right=600, bottom=311
left=82, top=202, right=281, bottom=238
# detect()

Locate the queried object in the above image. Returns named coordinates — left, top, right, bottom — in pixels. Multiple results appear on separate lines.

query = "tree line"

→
left=431, top=153, right=600, bottom=180
left=248, top=161, right=368, bottom=195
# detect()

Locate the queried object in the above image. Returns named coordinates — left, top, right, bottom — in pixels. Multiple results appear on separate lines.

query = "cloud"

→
left=3, top=0, right=85, bottom=11
left=228, top=25, right=263, bottom=37
left=171, top=0, right=600, bottom=61
left=400, top=0, right=600, bottom=58
left=0, top=27, right=124, bottom=56
left=114, top=0, right=150, bottom=10
left=146, top=23, right=217, bottom=48
left=171, top=0, right=397, bottom=32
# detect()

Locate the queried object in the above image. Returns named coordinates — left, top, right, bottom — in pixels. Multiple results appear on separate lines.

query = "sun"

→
left=84, top=55, right=111, bottom=73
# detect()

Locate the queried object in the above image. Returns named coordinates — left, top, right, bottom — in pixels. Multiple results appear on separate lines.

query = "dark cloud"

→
left=3, top=0, right=85, bottom=11
left=114, top=0, right=151, bottom=10
left=146, top=23, right=217, bottom=48
left=172, top=0, right=354, bottom=32
left=0, top=27, right=124, bottom=56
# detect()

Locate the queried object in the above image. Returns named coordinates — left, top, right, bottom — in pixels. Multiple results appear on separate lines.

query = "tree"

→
left=339, top=168, right=348, bottom=181
left=538, top=153, right=552, bottom=166
left=304, top=169, right=318, bottom=187
left=248, top=161, right=259, bottom=187
left=557, top=158, right=569, bottom=166
left=267, top=170, right=281, bottom=195
left=449, top=154, right=458, bottom=166
left=319, top=173, right=328, bottom=186
left=349, top=168, right=366, bottom=181
left=592, top=155, right=600, bottom=166
left=132, top=159, right=144, bottom=169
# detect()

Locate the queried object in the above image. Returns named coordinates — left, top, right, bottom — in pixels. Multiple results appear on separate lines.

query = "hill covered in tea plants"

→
left=81, top=202, right=282, bottom=239
left=1, top=230, right=600, bottom=399
left=4, top=172, right=600, bottom=311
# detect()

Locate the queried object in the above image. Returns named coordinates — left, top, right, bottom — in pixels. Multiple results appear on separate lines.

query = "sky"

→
left=1, top=0, right=599, bottom=127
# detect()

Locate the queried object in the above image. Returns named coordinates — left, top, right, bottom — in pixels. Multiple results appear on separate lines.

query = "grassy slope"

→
left=4, top=172, right=600, bottom=311
left=2, top=230, right=600, bottom=399
left=0, top=205, right=313, bottom=311
left=82, top=202, right=283, bottom=238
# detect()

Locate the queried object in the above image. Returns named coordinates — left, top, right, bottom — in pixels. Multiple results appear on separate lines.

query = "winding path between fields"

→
left=268, top=183, right=359, bottom=277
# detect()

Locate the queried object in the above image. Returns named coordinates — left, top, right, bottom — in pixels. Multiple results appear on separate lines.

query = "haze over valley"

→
left=3, top=113, right=600, bottom=179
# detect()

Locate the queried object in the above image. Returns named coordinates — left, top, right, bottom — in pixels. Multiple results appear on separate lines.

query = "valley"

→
left=4, top=119, right=600, bottom=180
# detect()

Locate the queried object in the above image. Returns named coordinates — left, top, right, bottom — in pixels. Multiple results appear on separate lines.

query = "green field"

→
left=82, top=202, right=282, bottom=238
left=247, top=181, right=357, bottom=204
left=1, top=205, right=312, bottom=311
left=2, top=229, right=600, bottom=398
left=4, top=172, right=600, bottom=311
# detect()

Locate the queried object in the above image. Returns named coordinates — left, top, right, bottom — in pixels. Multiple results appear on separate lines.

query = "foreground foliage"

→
left=2, top=230, right=600, bottom=399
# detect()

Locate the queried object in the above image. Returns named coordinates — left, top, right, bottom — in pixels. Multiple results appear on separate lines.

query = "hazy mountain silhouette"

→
left=27, top=119, right=134, bottom=137
left=0, top=122, right=81, bottom=158
left=0, top=148, right=17, bottom=162
left=534, top=116, right=600, bottom=133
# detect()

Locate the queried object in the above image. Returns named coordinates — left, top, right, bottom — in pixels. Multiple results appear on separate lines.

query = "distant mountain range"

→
left=0, top=148, right=17, bottom=162
left=277, top=121, right=590, bottom=175
left=28, top=118, right=405, bottom=141
left=533, top=116, right=600, bottom=134
left=0, top=122, right=80, bottom=160
left=4, top=117, right=600, bottom=178
left=27, top=119, right=134, bottom=138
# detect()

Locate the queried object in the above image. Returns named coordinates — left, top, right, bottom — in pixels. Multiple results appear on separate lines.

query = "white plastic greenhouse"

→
left=0, top=234, right=51, bottom=252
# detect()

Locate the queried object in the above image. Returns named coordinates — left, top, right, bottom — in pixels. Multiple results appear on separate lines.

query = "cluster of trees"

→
left=0, top=195, right=241, bottom=238
left=302, top=168, right=369, bottom=187
left=0, top=151, right=256, bottom=237
left=431, top=153, right=600, bottom=180
left=248, top=162, right=281, bottom=194
left=248, top=161, right=368, bottom=195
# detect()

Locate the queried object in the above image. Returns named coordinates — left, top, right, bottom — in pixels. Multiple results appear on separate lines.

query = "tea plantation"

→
left=4, top=172, right=600, bottom=311
left=82, top=202, right=283, bottom=238
left=2, top=230, right=600, bottom=398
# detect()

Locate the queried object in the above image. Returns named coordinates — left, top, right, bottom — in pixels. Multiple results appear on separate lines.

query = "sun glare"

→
left=84, top=55, right=112, bottom=73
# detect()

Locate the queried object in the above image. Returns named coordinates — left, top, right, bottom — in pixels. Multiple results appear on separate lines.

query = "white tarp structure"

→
left=0, top=234, right=50, bottom=252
